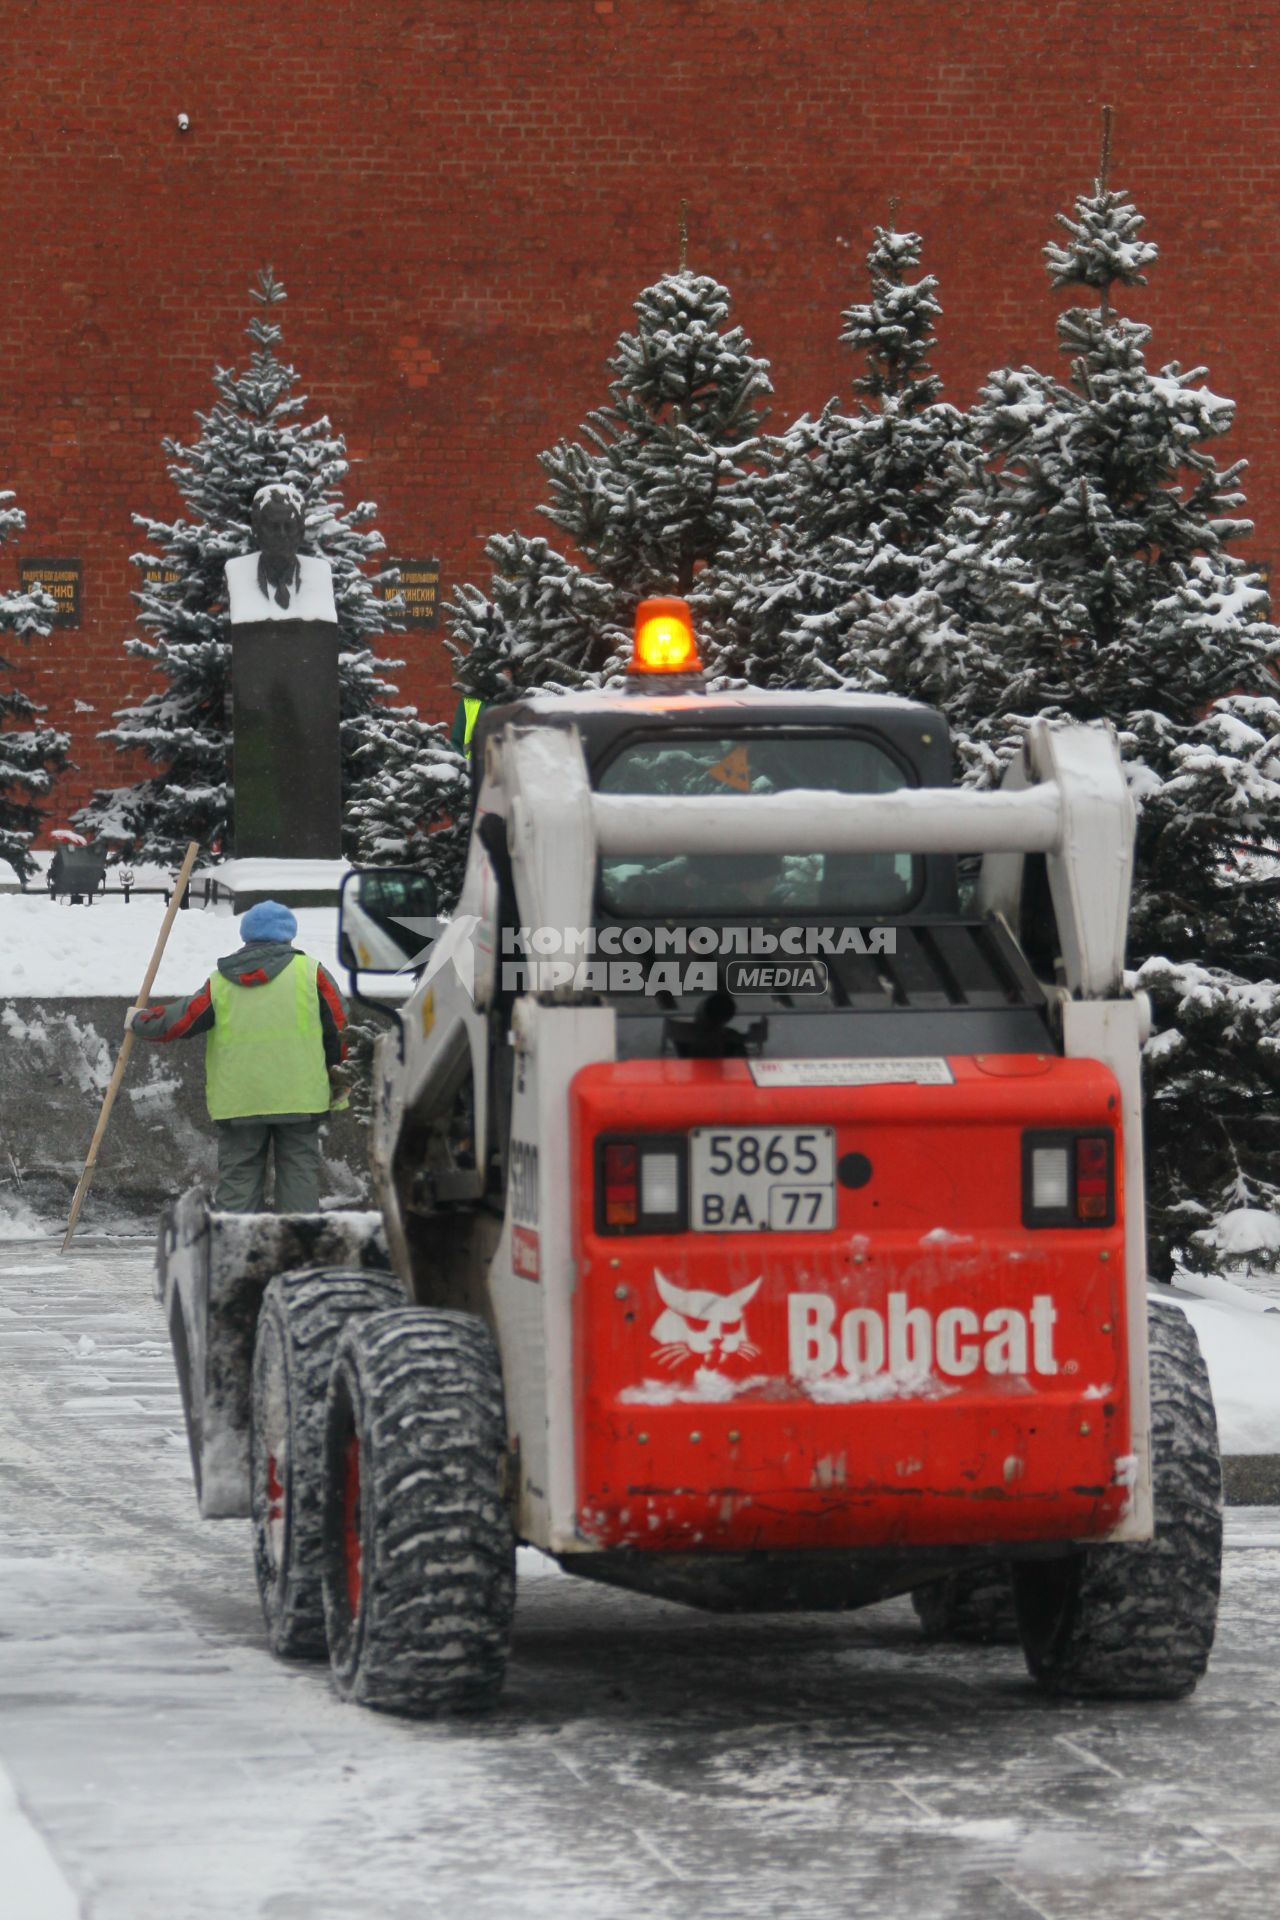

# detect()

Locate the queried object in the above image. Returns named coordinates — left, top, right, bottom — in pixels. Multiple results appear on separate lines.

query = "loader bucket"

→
left=155, top=1188, right=390, bottom=1518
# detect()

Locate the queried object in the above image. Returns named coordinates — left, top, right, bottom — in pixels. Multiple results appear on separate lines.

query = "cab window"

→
left=596, top=733, right=918, bottom=916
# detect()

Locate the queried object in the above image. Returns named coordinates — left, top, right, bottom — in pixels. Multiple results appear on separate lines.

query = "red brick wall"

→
left=2, top=0, right=1277, bottom=832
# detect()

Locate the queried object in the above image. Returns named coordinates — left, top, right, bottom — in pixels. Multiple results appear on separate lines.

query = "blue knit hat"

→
left=240, top=899, right=298, bottom=944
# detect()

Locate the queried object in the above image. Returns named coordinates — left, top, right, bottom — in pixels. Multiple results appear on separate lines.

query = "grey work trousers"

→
left=214, top=1117, right=325, bottom=1214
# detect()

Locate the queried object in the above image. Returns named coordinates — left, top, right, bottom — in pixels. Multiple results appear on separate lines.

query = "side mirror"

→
left=338, top=868, right=441, bottom=978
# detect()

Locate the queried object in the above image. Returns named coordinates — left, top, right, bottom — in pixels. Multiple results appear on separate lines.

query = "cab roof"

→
left=471, top=686, right=953, bottom=790
left=514, top=687, right=929, bottom=717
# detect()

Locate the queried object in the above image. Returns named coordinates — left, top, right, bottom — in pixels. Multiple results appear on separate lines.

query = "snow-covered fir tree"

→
left=343, top=710, right=470, bottom=898
left=541, top=270, right=772, bottom=598
left=447, top=269, right=772, bottom=696
left=916, top=171, right=1280, bottom=1274
left=699, top=224, right=973, bottom=692
left=447, top=533, right=625, bottom=697
left=0, top=493, right=66, bottom=882
left=76, top=270, right=462, bottom=881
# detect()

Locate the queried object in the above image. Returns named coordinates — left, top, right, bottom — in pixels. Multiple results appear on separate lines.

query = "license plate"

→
left=690, top=1127, right=836, bottom=1233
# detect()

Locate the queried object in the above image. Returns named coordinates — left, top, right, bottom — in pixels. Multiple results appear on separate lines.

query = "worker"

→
left=126, top=900, right=347, bottom=1213
left=450, top=691, right=485, bottom=758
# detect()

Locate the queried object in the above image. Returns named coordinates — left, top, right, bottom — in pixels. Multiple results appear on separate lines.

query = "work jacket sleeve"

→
left=316, top=963, right=348, bottom=1067
left=131, top=981, right=215, bottom=1042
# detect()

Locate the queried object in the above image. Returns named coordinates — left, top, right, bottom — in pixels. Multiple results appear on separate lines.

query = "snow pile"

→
left=1202, top=1207, right=1280, bottom=1262
left=1174, top=1291, right=1280, bottom=1455
left=0, top=894, right=340, bottom=998
left=0, top=1193, right=46, bottom=1242
left=2, top=1003, right=115, bottom=1094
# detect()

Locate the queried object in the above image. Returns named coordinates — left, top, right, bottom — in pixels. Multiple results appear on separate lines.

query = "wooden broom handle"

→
left=61, top=841, right=201, bottom=1250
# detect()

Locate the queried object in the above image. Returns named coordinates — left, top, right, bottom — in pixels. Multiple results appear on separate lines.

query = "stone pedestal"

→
left=190, top=857, right=349, bottom=914
left=230, top=618, right=342, bottom=862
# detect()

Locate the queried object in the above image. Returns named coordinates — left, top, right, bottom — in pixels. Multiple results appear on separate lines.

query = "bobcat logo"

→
left=650, top=1270, right=762, bottom=1370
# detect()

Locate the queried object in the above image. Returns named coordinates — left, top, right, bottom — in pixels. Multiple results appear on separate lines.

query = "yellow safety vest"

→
left=205, top=955, right=331, bottom=1121
left=462, top=696, right=483, bottom=754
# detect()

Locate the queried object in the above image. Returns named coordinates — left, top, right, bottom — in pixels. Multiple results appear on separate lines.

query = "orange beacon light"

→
left=630, top=597, right=703, bottom=674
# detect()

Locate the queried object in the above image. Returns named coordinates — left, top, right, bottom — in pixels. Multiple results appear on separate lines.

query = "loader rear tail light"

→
left=1022, top=1130, right=1115, bottom=1228
left=1075, top=1136, right=1111, bottom=1220
left=596, top=1135, right=687, bottom=1234
left=603, top=1143, right=638, bottom=1227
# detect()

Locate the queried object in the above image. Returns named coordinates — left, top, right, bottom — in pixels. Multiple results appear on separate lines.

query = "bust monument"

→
left=225, top=483, right=337, bottom=625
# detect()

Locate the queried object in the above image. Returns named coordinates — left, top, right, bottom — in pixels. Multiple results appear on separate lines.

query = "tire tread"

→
left=1014, top=1297, right=1222, bottom=1700
left=250, top=1265, right=403, bottom=1659
left=322, top=1307, right=515, bottom=1715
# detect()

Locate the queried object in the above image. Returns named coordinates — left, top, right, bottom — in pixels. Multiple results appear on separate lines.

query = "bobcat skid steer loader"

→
left=157, top=597, right=1221, bottom=1715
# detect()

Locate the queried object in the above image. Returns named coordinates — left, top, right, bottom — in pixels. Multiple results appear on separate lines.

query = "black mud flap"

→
left=155, top=1188, right=390, bottom=1519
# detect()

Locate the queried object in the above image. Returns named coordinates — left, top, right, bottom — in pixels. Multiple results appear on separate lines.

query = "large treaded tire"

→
left=911, top=1564, right=1019, bottom=1644
left=250, top=1266, right=405, bottom=1660
left=321, top=1307, right=516, bottom=1716
left=1013, top=1297, right=1222, bottom=1700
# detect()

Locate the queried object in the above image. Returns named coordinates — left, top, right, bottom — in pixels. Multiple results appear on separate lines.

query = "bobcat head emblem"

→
left=650, top=1270, right=762, bottom=1370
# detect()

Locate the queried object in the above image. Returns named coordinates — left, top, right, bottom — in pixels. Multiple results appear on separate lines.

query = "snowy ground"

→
left=0, top=892, right=342, bottom=999
left=2, top=1240, right=1280, bottom=1920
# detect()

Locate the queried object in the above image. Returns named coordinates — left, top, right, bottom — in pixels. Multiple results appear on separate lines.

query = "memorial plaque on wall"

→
left=377, top=557, right=441, bottom=629
left=141, top=563, right=182, bottom=591
left=1254, top=562, right=1271, bottom=617
left=20, top=557, right=81, bottom=627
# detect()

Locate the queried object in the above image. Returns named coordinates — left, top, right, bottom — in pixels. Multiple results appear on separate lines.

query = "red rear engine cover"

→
left=570, top=1057, right=1131, bottom=1553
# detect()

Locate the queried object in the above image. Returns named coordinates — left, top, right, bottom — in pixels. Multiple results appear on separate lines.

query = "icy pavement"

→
left=2, top=1242, right=1279, bottom=1920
